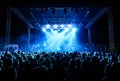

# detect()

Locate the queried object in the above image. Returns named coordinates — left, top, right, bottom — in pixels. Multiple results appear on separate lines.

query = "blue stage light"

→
left=31, top=24, right=82, bottom=52
left=53, top=24, right=58, bottom=29
left=68, top=24, right=72, bottom=28
left=60, top=24, right=64, bottom=28
left=45, top=24, right=51, bottom=29
left=72, top=27, right=77, bottom=32
left=64, top=28, right=69, bottom=32
left=42, top=28, right=46, bottom=32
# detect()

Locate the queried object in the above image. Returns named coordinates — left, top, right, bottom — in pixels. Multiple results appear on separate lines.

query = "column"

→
left=28, top=28, right=30, bottom=51
left=5, top=8, right=11, bottom=45
left=88, top=28, right=92, bottom=45
left=108, top=8, right=114, bottom=51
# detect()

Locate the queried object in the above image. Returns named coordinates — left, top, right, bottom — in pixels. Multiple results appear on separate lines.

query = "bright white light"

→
left=72, top=28, right=77, bottom=32
left=42, top=28, right=46, bottom=32
left=53, top=30, right=58, bottom=34
left=45, top=24, right=51, bottom=29
left=51, top=29, right=54, bottom=32
left=58, top=29, right=61, bottom=32
left=64, top=28, right=69, bottom=32
left=68, top=24, right=72, bottom=28
left=60, top=24, right=64, bottom=28
left=33, top=25, right=78, bottom=52
left=53, top=24, right=58, bottom=28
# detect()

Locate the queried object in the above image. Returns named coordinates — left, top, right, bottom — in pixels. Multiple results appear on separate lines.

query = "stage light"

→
left=53, top=30, right=58, bottom=34
left=45, top=24, right=51, bottom=29
left=50, top=28, right=53, bottom=31
left=68, top=24, right=72, bottom=28
left=64, top=28, right=69, bottom=32
left=72, top=27, right=77, bottom=32
left=31, top=23, right=80, bottom=52
left=60, top=24, right=64, bottom=28
left=42, top=28, right=46, bottom=32
left=53, top=24, right=58, bottom=29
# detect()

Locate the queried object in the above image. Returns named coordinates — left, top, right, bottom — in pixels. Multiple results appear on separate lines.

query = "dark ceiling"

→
left=1, top=0, right=113, bottom=8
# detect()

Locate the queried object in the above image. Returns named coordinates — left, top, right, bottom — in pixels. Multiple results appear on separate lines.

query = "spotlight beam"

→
left=85, top=8, right=109, bottom=28
left=10, top=8, right=34, bottom=28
